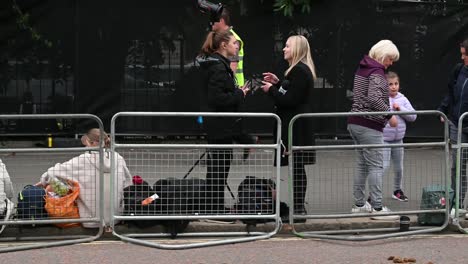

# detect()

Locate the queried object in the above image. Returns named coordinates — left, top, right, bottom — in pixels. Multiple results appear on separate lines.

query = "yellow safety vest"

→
left=230, top=29, right=244, bottom=87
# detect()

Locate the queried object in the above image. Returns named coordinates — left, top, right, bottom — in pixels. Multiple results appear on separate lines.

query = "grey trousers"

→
left=348, top=124, right=384, bottom=209
left=383, top=139, right=404, bottom=191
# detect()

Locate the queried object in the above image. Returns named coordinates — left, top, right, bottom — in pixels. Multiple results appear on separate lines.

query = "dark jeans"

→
left=206, top=148, right=233, bottom=212
left=449, top=122, right=468, bottom=208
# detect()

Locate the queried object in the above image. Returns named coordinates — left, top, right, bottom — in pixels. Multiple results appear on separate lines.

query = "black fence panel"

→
left=1, top=0, right=467, bottom=138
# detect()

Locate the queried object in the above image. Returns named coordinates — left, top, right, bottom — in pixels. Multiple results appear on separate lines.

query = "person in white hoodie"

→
left=37, top=128, right=132, bottom=228
left=0, top=159, right=14, bottom=217
left=383, top=72, right=417, bottom=202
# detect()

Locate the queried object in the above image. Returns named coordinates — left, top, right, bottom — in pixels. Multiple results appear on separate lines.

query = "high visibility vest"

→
left=230, top=29, right=244, bottom=87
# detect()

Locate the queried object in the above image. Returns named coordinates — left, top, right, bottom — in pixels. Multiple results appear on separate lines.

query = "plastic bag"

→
left=45, top=179, right=80, bottom=228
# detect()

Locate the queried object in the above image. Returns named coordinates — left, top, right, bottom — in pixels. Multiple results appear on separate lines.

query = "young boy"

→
left=382, top=72, right=417, bottom=201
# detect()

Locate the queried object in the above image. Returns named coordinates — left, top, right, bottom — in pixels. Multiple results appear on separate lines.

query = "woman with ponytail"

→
left=197, top=30, right=249, bottom=213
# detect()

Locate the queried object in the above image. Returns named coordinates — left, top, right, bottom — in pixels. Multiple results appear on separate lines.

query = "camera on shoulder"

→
left=197, top=0, right=224, bottom=25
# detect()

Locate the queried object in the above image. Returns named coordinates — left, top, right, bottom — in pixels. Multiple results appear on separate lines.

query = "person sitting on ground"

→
left=36, top=128, right=132, bottom=228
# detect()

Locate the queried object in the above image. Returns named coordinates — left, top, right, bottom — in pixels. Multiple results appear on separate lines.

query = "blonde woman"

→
left=261, top=35, right=317, bottom=216
left=347, top=39, right=399, bottom=220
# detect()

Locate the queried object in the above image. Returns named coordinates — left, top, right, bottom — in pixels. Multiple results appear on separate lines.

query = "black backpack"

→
left=17, top=185, right=48, bottom=221
left=236, top=176, right=276, bottom=224
left=123, top=183, right=159, bottom=228
left=123, top=180, right=192, bottom=238
left=153, top=178, right=206, bottom=214
left=123, top=184, right=155, bottom=216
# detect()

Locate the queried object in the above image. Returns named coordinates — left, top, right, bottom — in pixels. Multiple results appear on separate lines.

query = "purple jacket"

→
left=348, top=55, right=391, bottom=132
left=383, top=92, right=417, bottom=141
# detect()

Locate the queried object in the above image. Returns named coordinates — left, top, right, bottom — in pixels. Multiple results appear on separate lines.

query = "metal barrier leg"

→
left=112, top=220, right=281, bottom=250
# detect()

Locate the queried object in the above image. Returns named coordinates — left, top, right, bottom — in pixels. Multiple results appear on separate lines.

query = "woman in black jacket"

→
left=261, top=35, right=317, bottom=215
left=198, top=30, right=249, bottom=213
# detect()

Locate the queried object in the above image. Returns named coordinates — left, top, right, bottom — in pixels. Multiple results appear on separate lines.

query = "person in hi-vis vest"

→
left=211, top=8, right=244, bottom=87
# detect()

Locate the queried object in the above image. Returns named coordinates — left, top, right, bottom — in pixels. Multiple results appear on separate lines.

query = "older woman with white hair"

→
left=348, top=39, right=400, bottom=220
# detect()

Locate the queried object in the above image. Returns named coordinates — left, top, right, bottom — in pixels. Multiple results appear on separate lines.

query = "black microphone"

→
left=278, top=80, right=289, bottom=95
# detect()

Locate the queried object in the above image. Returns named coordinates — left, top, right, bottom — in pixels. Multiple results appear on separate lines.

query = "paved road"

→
left=0, top=234, right=467, bottom=264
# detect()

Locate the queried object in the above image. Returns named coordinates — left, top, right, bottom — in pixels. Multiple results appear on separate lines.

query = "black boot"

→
left=293, top=206, right=307, bottom=223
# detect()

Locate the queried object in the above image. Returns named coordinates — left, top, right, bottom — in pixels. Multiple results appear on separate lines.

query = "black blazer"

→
left=268, top=62, right=316, bottom=166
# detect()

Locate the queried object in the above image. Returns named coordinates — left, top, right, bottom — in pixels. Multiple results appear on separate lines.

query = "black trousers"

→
left=293, top=160, right=307, bottom=211
left=206, top=148, right=233, bottom=212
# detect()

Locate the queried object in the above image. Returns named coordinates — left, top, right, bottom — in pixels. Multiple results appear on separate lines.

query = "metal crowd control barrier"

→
left=0, top=114, right=104, bottom=252
left=454, top=112, right=468, bottom=233
left=288, top=110, right=451, bottom=240
left=110, top=112, right=282, bottom=249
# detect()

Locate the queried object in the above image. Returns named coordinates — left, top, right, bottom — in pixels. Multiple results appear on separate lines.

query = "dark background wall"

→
left=1, top=0, right=467, bottom=138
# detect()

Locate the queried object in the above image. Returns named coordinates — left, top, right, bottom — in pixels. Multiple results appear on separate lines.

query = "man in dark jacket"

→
left=438, top=38, right=468, bottom=217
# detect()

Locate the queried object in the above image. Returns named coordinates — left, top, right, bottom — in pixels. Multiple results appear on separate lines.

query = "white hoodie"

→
left=40, top=150, right=132, bottom=228
left=0, top=159, right=14, bottom=215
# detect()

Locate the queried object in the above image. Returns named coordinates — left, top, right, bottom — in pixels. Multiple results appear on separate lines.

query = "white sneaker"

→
left=370, top=206, right=399, bottom=220
left=450, top=208, right=468, bottom=218
left=351, top=201, right=372, bottom=214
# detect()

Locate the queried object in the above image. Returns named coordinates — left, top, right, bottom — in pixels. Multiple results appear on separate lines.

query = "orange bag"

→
left=45, top=179, right=81, bottom=228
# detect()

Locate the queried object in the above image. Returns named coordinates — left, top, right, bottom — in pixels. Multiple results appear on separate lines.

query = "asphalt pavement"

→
left=1, top=235, right=467, bottom=264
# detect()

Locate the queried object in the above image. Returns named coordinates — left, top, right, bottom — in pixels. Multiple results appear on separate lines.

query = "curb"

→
left=1, top=218, right=467, bottom=241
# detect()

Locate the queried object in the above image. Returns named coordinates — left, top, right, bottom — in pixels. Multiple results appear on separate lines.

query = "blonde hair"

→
left=368, top=39, right=400, bottom=64
left=81, top=128, right=110, bottom=148
left=386, top=71, right=399, bottom=81
left=284, top=35, right=317, bottom=80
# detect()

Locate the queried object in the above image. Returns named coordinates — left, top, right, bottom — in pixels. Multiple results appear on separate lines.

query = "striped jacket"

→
left=348, top=55, right=391, bottom=132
